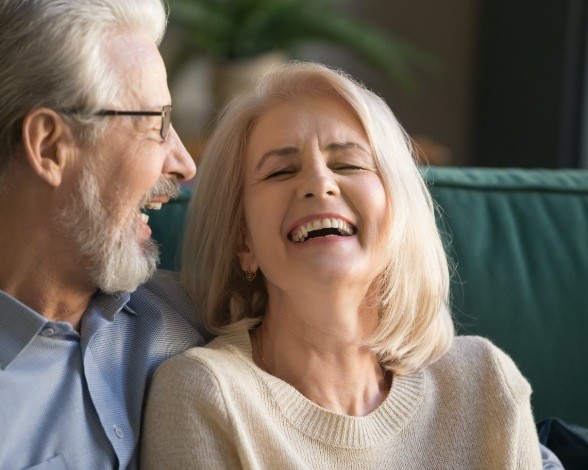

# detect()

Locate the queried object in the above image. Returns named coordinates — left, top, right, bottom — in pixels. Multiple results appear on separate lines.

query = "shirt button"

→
left=114, top=425, right=124, bottom=439
left=41, top=328, right=55, bottom=337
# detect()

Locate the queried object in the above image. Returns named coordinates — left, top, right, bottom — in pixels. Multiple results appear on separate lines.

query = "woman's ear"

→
left=236, top=232, right=259, bottom=273
left=21, top=108, right=72, bottom=187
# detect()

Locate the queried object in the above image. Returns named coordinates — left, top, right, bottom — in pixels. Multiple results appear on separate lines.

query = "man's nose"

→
left=162, top=125, right=196, bottom=182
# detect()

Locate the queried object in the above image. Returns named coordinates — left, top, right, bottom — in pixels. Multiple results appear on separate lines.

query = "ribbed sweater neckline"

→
left=216, top=324, right=426, bottom=448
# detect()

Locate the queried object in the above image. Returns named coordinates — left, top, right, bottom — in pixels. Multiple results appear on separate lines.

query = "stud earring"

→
left=245, top=270, right=256, bottom=282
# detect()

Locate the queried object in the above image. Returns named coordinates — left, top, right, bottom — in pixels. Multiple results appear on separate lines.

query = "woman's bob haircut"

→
left=182, top=62, right=454, bottom=375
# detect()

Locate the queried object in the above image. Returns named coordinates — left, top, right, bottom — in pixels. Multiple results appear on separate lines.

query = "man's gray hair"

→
left=0, top=0, right=167, bottom=184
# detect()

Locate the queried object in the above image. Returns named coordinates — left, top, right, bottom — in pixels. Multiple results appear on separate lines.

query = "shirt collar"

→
left=79, top=290, right=136, bottom=344
left=0, top=290, right=47, bottom=369
left=89, top=290, right=136, bottom=320
left=0, top=289, right=135, bottom=369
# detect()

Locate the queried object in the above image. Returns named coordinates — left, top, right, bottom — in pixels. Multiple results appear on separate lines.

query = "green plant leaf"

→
left=166, top=0, right=438, bottom=91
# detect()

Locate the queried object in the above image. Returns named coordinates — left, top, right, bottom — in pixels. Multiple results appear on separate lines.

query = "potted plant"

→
left=165, top=0, right=435, bottom=96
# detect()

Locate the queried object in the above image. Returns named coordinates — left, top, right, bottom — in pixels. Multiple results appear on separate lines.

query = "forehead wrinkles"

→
left=246, top=96, right=375, bottom=177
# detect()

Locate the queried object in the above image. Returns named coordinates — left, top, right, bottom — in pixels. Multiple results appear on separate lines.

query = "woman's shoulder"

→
left=430, top=335, right=532, bottom=403
left=143, top=330, right=266, bottom=453
left=151, top=327, right=255, bottom=394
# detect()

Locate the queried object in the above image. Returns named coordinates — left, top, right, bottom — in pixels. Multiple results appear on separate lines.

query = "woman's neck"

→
left=250, top=292, right=390, bottom=416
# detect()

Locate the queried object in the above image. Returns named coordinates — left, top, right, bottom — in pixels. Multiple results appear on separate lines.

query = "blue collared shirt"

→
left=0, top=270, right=208, bottom=470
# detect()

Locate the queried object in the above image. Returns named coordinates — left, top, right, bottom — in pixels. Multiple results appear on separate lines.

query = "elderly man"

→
left=0, top=0, right=207, bottom=468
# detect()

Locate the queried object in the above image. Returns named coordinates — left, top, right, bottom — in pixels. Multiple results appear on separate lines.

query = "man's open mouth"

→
left=136, top=178, right=180, bottom=225
left=137, top=201, right=163, bottom=224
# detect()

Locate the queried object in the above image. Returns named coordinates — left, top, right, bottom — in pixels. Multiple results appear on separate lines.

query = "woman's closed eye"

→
left=264, top=167, right=298, bottom=179
left=334, top=164, right=364, bottom=172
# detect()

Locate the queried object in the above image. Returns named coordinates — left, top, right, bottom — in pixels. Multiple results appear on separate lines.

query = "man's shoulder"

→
left=131, top=269, right=192, bottom=316
left=136, top=269, right=186, bottom=301
left=126, top=269, right=210, bottom=344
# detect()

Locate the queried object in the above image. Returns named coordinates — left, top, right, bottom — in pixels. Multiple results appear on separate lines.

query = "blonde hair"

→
left=182, top=62, right=453, bottom=375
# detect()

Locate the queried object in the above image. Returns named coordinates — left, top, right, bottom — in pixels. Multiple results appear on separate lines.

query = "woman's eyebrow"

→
left=256, top=146, right=298, bottom=170
left=325, top=142, right=370, bottom=154
left=255, top=142, right=370, bottom=170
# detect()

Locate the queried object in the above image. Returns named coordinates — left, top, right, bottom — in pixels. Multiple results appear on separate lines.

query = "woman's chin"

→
left=290, top=263, right=374, bottom=291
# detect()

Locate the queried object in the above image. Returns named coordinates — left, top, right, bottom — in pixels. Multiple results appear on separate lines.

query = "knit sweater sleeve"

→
left=140, top=351, right=240, bottom=469
left=489, top=341, right=542, bottom=469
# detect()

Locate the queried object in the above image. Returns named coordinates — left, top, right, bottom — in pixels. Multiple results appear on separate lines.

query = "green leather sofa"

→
left=147, top=167, right=588, bottom=426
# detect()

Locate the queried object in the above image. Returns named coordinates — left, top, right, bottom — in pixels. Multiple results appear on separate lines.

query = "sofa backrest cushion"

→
left=425, top=167, right=588, bottom=426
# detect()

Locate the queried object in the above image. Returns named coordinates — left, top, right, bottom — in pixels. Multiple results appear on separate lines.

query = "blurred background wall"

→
left=162, top=0, right=588, bottom=169
left=297, top=0, right=479, bottom=166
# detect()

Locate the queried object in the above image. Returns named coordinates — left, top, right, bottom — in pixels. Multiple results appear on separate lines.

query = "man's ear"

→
left=21, top=108, right=73, bottom=187
left=236, top=232, right=259, bottom=273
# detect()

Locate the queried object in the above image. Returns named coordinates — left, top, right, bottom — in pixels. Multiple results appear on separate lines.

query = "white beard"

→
left=57, top=161, right=173, bottom=294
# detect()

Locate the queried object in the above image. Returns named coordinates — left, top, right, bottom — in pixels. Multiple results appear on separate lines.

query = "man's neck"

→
left=0, top=192, right=95, bottom=330
left=2, top=279, right=94, bottom=331
left=0, top=257, right=95, bottom=330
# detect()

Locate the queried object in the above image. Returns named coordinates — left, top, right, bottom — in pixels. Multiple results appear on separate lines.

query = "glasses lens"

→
left=161, top=105, right=171, bottom=141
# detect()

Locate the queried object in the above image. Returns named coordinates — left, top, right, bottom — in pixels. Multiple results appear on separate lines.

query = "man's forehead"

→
left=108, top=31, right=160, bottom=65
left=104, top=30, right=170, bottom=108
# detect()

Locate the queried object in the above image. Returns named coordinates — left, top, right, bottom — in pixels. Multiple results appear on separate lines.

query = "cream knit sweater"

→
left=142, top=325, right=542, bottom=469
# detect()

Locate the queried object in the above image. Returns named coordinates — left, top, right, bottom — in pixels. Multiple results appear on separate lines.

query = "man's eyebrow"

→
left=255, top=146, right=298, bottom=170
left=325, top=142, right=370, bottom=153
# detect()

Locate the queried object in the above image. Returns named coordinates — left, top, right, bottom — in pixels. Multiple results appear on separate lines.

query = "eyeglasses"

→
left=95, top=105, right=172, bottom=141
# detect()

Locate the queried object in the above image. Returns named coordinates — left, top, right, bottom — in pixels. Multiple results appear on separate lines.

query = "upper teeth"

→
left=291, top=218, right=354, bottom=243
left=137, top=202, right=163, bottom=225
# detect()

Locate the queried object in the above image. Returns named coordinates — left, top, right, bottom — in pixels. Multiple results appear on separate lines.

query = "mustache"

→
left=140, top=177, right=181, bottom=207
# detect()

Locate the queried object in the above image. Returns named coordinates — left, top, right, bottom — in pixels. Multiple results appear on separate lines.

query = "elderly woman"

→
left=141, top=62, right=542, bottom=468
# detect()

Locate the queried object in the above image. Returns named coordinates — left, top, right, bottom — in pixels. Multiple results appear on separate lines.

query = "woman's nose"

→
left=296, top=158, right=340, bottom=200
